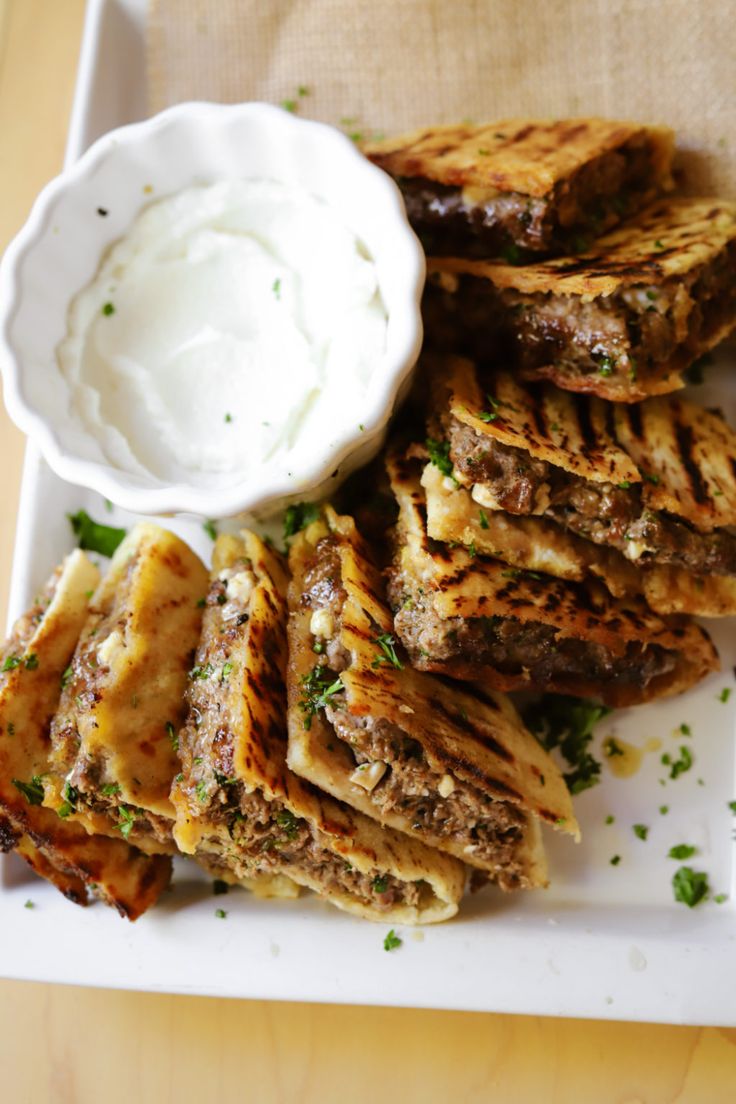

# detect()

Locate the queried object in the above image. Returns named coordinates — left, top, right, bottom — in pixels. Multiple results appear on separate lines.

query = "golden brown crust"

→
left=365, top=119, right=673, bottom=197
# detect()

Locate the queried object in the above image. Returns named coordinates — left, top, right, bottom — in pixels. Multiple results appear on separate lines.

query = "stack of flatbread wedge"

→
left=362, top=115, right=736, bottom=707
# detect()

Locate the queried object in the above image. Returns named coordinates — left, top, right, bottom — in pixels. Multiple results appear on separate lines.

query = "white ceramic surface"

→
left=0, top=94, right=424, bottom=518
left=1, top=0, right=736, bottom=1025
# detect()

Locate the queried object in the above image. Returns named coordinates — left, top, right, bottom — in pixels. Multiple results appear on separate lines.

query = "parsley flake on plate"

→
left=632, top=824, right=649, bottom=841
left=668, top=843, right=696, bottom=860
left=672, top=866, right=709, bottom=908
left=383, top=929, right=402, bottom=952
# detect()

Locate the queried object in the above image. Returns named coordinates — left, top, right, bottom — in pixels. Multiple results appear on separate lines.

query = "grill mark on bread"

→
left=675, top=418, right=711, bottom=505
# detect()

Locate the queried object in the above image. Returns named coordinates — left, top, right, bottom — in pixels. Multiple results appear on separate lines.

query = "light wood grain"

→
left=1, top=3, right=736, bottom=1101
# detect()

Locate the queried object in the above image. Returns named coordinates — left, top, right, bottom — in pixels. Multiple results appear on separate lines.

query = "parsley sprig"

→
left=372, top=633, right=403, bottom=671
left=299, top=665, right=344, bottom=729
left=524, top=696, right=610, bottom=795
left=68, top=510, right=127, bottom=558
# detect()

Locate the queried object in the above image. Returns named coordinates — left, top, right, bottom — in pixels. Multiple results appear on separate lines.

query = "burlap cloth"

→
left=148, top=0, right=735, bottom=196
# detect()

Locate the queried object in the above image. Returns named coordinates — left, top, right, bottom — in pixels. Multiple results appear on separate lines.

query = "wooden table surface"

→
left=1, top=3, right=735, bottom=1101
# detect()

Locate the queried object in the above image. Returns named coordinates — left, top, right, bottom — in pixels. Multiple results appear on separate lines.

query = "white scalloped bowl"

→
left=0, top=102, right=424, bottom=517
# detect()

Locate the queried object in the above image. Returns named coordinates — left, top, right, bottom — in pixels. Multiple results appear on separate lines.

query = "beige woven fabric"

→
left=147, top=0, right=735, bottom=196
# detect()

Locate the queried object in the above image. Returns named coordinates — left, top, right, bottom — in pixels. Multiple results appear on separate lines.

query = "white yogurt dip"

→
left=58, top=180, right=388, bottom=484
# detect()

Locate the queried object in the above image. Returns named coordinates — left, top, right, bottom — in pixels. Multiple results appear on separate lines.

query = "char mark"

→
left=675, top=419, right=711, bottom=505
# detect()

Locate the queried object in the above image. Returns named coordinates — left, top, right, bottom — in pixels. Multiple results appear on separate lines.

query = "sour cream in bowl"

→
left=0, top=102, right=424, bottom=517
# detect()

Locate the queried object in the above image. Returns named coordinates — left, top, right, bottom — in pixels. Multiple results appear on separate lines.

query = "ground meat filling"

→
left=424, top=241, right=736, bottom=388
left=388, top=571, right=676, bottom=691
left=446, top=417, right=736, bottom=575
left=218, top=788, right=429, bottom=912
left=397, top=136, right=659, bottom=258
left=302, top=538, right=526, bottom=878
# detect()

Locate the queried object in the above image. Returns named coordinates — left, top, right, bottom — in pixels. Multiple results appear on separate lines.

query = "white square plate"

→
left=1, top=0, right=735, bottom=1022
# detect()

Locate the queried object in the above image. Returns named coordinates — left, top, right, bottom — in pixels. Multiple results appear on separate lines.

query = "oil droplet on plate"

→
left=605, top=736, right=662, bottom=778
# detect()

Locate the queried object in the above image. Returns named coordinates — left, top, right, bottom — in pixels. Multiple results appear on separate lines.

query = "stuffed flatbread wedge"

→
left=43, top=524, right=208, bottom=856
left=0, top=551, right=171, bottom=919
left=171, top=530, right=464, bottom=924
left=386, top=449, right=719, bottom=706
left=425, top=197, right=736, bottom=401
left=364, top=118, right=673, bottom=258
left=286, top=507, right=578, bottom=888
left=427, top=354, right=736, bottom=615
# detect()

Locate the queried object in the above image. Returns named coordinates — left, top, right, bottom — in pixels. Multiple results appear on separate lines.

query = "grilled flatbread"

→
left=427, top=354, right=736, bottom=615
left=171, top=530, right=463, bottom=924
left=43, top=524, right=208, bottom=856
left=286, top=507, right=578, bottom=888
left=364, top=119, right=673, bottom=258
left=386, top=449, right=719, bottom=706
left=0, top=551, right=171, bottom=919
left=425, top=197, right=736, bottom=401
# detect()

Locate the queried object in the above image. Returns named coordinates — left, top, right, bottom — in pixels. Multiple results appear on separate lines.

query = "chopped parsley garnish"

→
left=478, top=510, right=489, bottom=529
left=12, top=776, right=45, bottom=805
left=645, top=290, right=658, bottom=301
left=524, top=695, right=610, bottom=795
left=283, top=501, right=321, bottom=540
left=101, top=782, right=121, bottom=796
left=728, top=800, right=736, bottom=814
left=610, top=855, right=621, bottom=866
left=718, top=687, right=732, bottom=703
left=372, top=633, right=403, bottom=670
left=632, top=824, right=649, bottom=841
left=597, top=357, right=614, bottom=377
left=166, top=721, right=178, bottom=751
left=101, top=302, right=115, bottom=316
left=224, top=413, right=233, bottom=424
left=24, top=899, right=35, bottom=910
left=203, top=519, right=217, bottom=541
left=312, top=640, right=325, bottom=655
left=604, top=737, right=624, bottom=758
left=61, top=666, right=73, bottom=690
left=220, top=661, right=234, bottom=683
left=672, top=865, right=709, bottom=908
left=661, top=745, right=693, bottom=780
left=659, top=805, right=669, bottom=815
left=654, top=239, right=664, bottom=250
left=478, top=394, right=501, bottom=423
left=195, top=781, right=208, bottom=803
left=477, top=147, right=490, bottom=156
left=275, top=809, right=300, bottom=840
left=1, top=655, right=21, bottom=672
left=215, top=908, right=227, bottom=919
left=714, top=894, right=728, bottom=905
left=281, top=99, right=297, bottom=113
left=426, top=437, right=454, bottom=479
left=668, top=843, right=696, bottom=860
left=679, top=722, right=692, bottom=737
left=272, top=277, right=282, bottom=299
left=643, top=472, right=660, bottom=485
left=383, top=929, right=402, bottom=952
left=68, top=510, right=127, bottom=558
left=24, top=654, right=39, bottom=671
left=190, top=663, right=215, bottom=681
left=57, top=781, right=79, bottom=819
left=117, top=806, right=137, bottom=838
left=605, top=814, right=615, bottom=825
left=372, top=874, right=389, bottom=893
left=299, top=666, right=344, bottom=729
